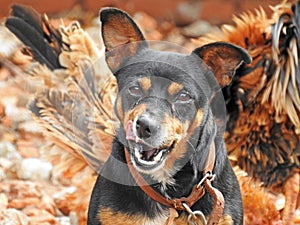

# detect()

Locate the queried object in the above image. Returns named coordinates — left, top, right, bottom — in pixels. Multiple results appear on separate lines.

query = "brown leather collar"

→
left=124, top=143, right=225, bottom=224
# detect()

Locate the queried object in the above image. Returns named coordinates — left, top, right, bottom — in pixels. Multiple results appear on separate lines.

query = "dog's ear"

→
left=193, top=42, right=251, bottom=87
left=100, top=7, right=147, bottom=72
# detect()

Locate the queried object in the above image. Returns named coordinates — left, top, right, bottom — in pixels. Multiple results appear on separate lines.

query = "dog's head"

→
left=100, top=8, right=251, bottom=181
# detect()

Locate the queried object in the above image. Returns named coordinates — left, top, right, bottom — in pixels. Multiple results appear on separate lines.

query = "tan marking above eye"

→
left=168, top=82, right=183, bottom=96
left=139, top=77, right=151, bottom=92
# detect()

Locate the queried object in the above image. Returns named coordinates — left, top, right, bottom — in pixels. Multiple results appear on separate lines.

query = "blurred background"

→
left=1, top=0, right=281, bottom=25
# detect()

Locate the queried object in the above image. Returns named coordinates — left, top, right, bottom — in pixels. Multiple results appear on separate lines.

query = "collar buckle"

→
left=197, top=172, right=216, bottom=188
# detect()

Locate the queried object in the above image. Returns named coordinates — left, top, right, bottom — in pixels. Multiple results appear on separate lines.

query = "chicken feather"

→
left=195, top=1, right=300, bottom=224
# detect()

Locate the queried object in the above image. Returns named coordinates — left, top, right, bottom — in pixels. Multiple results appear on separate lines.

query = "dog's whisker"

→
left=186, top=139, right=197, bottom=153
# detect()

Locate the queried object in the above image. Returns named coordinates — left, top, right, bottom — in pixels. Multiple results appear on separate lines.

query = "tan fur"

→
left=167, top=82, right=183, bottom=96
left=162, top=109, right=204, bottom=179
left=187, top=109, right=204, bottom=134
left=123, top=103, right=147, bottom=125
left=162, top=115, right=188, bottom=173
left=218, top=215, right=234, bottom=225
left=161, top=140, right=188, bottom=180
left=162, top=113, right=184, bottom=140
left=139, top=77, right=152, bottom=92
left=100, top=208, right=233, bottom=225
left=99, top=208, right=168, bottom=225
left=172, top=214, right=233, bottom=225
left=99, top=208, right=147, bottom=225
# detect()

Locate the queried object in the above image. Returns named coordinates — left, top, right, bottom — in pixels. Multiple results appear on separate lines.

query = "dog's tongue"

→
left=126, top=121, right=136, bottom=141
left=144, top=148, right=157, bottom=160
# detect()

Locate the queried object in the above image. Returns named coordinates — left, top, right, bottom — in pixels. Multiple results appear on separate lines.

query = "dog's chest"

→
left=144, top=210, right=190, bottom=225
left=99, top=206, right=170, bottom=225
left=144, top=213, right=169, bottom=225
left=141, top=210, right=188, bottom=225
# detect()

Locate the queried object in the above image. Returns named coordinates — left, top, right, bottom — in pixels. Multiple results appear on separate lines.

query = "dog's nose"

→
left=136, top=115, right=158, bottom=139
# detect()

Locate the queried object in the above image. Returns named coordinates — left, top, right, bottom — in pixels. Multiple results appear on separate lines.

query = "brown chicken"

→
left=194, top=1, right=300, bottom=224
left=4, top=4, right=117, bottom=224
left=4, top=1, right=300, bottom=225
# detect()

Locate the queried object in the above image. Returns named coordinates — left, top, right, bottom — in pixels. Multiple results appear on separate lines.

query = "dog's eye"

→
left=176, top=92, right=192, bottom=102
left=129, top=86, right=142, bottom=96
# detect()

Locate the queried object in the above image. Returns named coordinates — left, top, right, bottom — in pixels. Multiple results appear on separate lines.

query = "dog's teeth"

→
left=134, top=148, right=142, bottom=159
left=154, top=150, right=163, bottom=162
left=139, top=158, right=157, bottom=166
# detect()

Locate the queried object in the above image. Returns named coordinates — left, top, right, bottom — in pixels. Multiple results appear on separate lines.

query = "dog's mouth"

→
left=125, top=121, right=175, bottom=171
left=130, top=141, right=175, bottom=167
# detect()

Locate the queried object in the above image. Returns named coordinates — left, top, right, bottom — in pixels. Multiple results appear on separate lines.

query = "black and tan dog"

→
left=88, top=8, right=251, bottom=225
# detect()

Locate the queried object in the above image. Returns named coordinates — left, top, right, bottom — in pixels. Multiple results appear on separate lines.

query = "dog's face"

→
left=113, top=51, right=218, bottom=178
left=100, top=8, right=251, bottom=180
left=116, top=59, right=206, bottom=176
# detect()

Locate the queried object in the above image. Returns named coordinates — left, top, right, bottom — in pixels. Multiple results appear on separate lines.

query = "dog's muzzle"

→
left=125, top=116, right=175, bottom=171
